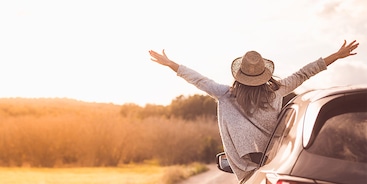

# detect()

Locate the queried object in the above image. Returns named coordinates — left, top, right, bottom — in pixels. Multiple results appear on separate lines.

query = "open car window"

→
left=262, top=107, right=296, bottom=165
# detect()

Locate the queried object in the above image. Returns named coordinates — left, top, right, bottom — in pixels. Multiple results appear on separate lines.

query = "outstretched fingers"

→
left=149, top=49, right=172, bottom=66
left=149, top=50, right=161, bottom=61
left=350, top=42, right=359, bottom=54
left=339, top=40, right=359, bottom=57
left=347, top=40, right=357, bottom=47
left=347, top=40, right=359, bottom=55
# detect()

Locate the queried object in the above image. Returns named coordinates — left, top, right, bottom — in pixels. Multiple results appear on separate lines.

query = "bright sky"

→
left=0, top=0, right=366, bottom=106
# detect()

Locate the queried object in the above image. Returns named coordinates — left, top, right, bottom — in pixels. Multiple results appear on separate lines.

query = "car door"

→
left=246, top=105, right=299, bottom=183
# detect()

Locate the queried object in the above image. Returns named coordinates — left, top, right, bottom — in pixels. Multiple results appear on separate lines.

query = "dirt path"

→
left=178, top=164, right=238, bottom=184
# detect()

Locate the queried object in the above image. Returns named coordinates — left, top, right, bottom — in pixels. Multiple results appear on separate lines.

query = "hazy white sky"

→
left=0, top=0, right=366, bottom=106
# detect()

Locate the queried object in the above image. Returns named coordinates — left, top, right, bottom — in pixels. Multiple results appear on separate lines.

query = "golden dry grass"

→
left=0, top=98, right=222, bottom=167
left=0, top=163, right=207, bottom=184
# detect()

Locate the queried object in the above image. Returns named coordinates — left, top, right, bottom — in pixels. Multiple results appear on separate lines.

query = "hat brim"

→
left=231, top=57, right=274, bottom=86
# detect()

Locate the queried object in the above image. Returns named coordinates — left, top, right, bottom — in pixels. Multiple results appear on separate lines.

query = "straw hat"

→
left=231, top=51, right=274, bottom=86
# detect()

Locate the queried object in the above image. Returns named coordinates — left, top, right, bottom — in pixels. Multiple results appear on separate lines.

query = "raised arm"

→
left=277, top=39, right=359, bottom=96
left=148, top=49, right=230, bottom=98
left=149, top=49, right=179, bottom=72
left=323, top=40, right=359, bottom=66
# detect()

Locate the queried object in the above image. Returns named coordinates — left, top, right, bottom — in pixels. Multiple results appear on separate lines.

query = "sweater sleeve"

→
left=176, top=65, right=230, bottom=99
left=278, top=58, right=327, bottom=96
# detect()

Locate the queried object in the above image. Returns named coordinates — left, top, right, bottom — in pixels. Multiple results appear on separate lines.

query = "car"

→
left=216, top=85, right=367, bottom=184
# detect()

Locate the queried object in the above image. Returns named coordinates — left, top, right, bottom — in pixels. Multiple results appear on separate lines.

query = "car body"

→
left=217, top=85, right=367, bottom=184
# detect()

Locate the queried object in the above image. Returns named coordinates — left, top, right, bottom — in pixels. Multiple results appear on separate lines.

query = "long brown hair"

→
left=230, top=77, right=281, bottom=117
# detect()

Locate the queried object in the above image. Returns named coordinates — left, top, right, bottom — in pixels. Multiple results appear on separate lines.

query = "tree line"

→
left=121, top=92, right=296, bottom=120
left=120, top=94, right=217, bottom=120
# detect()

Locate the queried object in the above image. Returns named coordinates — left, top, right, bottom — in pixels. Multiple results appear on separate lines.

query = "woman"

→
left=149, top=40, right=359, bottom=183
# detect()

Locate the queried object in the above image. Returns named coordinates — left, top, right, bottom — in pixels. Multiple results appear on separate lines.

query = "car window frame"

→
left=259, top=105, right=297, bottom=167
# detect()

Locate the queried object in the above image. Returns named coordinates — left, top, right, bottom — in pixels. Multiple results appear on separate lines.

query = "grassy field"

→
left=0, top=98, right=215, bottom=184
left=0, top=98, right=222, bottom=167
left=0, top=163, right=208, bottom=184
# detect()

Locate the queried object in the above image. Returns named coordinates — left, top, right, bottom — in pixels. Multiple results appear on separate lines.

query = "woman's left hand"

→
left=324, top=40, right=359, bottom=66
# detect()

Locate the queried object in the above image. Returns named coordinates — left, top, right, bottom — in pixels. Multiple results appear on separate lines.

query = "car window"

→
left=307, top=112, right=367, bottom=163
left=263, top=108, right=296, bottom=164
left=306, top=92, right=367, bottom=163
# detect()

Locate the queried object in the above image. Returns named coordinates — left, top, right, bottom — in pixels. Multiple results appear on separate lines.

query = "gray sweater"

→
left=177, top=58, right=327, bottom=182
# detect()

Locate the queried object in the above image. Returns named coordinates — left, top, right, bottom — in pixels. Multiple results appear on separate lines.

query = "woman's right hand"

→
left=149, top=49, right=179, bottom=72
